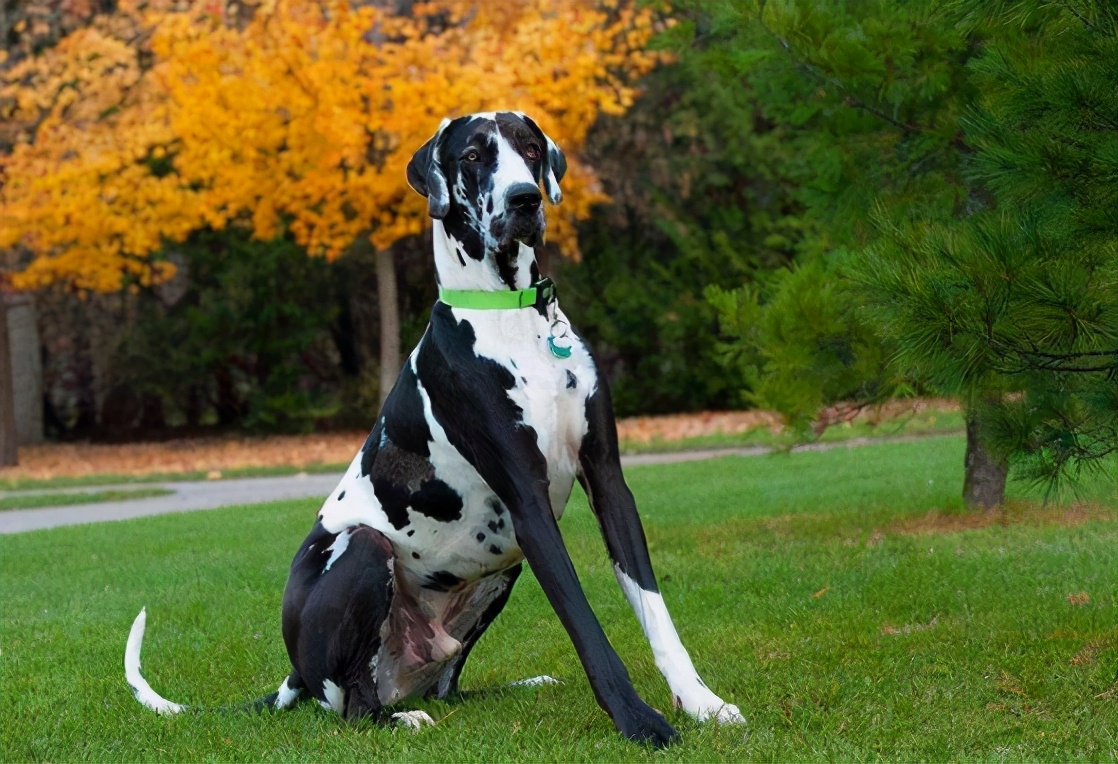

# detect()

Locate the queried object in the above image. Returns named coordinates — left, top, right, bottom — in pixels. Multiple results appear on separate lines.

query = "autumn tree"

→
left=1, top=0, right=664, bottom=407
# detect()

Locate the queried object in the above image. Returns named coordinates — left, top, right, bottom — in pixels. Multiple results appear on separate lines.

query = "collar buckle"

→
left=531, top=277, right=558, bottom=312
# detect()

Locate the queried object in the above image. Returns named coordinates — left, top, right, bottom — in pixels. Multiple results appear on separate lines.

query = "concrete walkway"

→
left=0, top=434, right=955, bottom=535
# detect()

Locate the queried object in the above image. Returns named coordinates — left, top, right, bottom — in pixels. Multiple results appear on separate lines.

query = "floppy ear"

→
left=543, top=136, right=567, bottom=205
left=406, top=118, right=452, bottom=219
left=521, top=115, right=567, bottom=205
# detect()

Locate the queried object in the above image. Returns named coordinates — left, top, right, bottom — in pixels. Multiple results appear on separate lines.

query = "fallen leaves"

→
left=0, top=431, right=368, bottom=482
left=0, top=409, right=790, bottom=482
left=881, top=615, right=939, bottom=636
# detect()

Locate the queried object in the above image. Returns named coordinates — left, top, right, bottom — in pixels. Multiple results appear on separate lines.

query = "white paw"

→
left=675, top=688, right=746, bottom=725
left=391, top=710, right=435, bottom=731
left=509, top=675, right=561, bottom=687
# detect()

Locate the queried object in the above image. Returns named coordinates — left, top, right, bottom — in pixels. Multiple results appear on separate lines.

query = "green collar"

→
left=438, top=278, right=557, bottom=311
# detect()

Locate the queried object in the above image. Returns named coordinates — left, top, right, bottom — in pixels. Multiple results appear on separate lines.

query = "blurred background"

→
left=1, top=0, right=1116, bottom=509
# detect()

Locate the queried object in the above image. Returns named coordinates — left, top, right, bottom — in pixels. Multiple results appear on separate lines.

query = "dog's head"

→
left=407, top=112, right=567, bottom=257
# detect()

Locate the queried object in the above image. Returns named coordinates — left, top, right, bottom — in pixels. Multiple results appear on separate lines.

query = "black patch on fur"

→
left=566, top=370, right=577, bottom=389
left=494, top=245, right=520, bottom=290
left=489, top=544, right=502, bottom=555
left=487, top=520, right=499, bottom=533
left=423, top=570, right=465, bottom=592
left=409, top=477, right=464, bottom=523
left=281, top=524, right=395, bottom=720
left=359, top=420, right=383, bottom=480
left=412, top=552, right=420, bottom=559
left=476, top=532, right=486, bottom=542
left=371, top=438, right=463, bottom=529
left=338, top=490, right=345, bottom=501
left=381, top=363, right=431, bottom=458
left=407, top=529, right=415, bottom=537
left=577, top=376, right=660, bottom=594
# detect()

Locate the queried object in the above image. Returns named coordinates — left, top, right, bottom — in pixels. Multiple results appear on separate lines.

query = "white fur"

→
left=321, top=678, right=345, bottom=713
left=322, top=528, right=352, bottom=573
left=274, top=676, right=301, bottom=709
left=510, top=675, right=561, bottom=687
left=124, top=608, right=186, bottom=715
left=615, top=568, right=746, bottom=725
left=392, top=709, right=435, bottom=730
left=463, top=304, right=593, bottom=518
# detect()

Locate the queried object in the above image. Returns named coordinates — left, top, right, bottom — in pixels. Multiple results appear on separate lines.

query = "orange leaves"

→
left=1, top=0, right=667, bottom=290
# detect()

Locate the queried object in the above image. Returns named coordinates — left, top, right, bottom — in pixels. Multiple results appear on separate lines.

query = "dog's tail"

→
left=125, top=607, right=187, bottom=714
left=125, top=608, right=303, bottom=716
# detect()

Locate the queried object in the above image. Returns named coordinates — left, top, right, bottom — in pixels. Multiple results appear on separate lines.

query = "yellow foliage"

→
left=0, top=0, right=667, bottom=290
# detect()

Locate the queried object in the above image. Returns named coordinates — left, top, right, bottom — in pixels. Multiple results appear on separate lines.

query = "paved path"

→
left=0, top=434, right=955, bottom=535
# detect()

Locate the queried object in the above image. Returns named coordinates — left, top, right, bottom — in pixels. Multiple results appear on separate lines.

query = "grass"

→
left=2, top=434, right=1118, bottom=761
left=0, top=487, right=173, bottom=512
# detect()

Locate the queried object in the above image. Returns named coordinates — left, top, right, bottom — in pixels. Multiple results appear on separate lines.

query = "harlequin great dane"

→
left=125, top=111, right=744, bottom=747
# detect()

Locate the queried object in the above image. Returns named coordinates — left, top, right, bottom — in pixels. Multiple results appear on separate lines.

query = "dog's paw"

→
left=510, top=675, right=561, bottom=687
left=390, top=710, right=435, bottom=732
left=673, top=685, right=747, bottom=725
left=611, top=696, right=680, bottom=748
left=690, top=699, right=746, bottom=725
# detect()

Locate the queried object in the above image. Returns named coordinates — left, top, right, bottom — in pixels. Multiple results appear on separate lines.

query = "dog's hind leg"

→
left=282, top=523, right=396, bottom=720
left=578, top=381, right=746, bottom=726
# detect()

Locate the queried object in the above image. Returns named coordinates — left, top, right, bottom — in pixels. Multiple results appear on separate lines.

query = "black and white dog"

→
left=125, top=111, right=743, bottom=747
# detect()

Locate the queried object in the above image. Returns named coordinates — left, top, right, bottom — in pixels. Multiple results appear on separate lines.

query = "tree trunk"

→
left=6, top=294, right=43, bottom=444
left=963, top=405, right=1007, bottom=510
left=0, top=296, right=19, bottom=467
left=375, top=247, right=400, bottom=408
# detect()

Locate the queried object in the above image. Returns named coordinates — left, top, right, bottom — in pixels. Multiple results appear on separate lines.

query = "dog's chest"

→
left=318, top=305, right=595, bottom=586
left=467, top=307, right=595, bottom=499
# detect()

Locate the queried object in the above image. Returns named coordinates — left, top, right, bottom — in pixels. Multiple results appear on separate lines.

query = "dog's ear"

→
left=543, top=136, right=567, bottom=204
left=406, top=118, right=452, bottom=219
left=521, top=115, right=566, bottom=205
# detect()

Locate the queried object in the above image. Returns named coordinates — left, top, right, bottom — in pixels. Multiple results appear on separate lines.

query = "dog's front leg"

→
left=504, top=477, right=679, bottom=747
left=578, top=380, right=745, bottom=726
left=450, top=424, right=677, bottom=747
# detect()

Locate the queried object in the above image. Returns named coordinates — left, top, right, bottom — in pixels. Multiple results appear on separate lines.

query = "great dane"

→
left=125, top=111, right=744, bottom=747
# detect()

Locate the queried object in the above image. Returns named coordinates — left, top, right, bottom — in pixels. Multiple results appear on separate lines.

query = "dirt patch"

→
left=881, top=615, right=939, bottom=636
left=889, top=501, right=1116, bottom=537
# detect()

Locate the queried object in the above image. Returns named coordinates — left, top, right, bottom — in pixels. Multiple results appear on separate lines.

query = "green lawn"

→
left=0, top=487, right=173, bottom=512
left=2, top=435, right=1117, bottom=761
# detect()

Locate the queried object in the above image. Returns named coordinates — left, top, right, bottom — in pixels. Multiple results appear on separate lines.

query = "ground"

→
left=2, top=433, right=1116, bottom=761
left=0, top=399, right=962, bottom=487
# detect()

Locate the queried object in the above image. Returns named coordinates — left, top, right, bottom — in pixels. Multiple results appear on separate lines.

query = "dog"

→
left=125, top=111, right=744, bottom=747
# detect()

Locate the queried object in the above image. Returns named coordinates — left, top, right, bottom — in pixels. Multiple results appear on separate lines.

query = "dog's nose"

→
left=506, top=183, right=542, bottom=213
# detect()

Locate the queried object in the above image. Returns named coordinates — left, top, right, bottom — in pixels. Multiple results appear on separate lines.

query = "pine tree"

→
left=855, top=1, right=1118, bottom=491
left=690, top=1, right=1117, bottom=505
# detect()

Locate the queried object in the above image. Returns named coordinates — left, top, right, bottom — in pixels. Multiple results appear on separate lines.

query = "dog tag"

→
left=548, top=335, right=572, bottom=359
left=548, top=319, right=572, bottom=359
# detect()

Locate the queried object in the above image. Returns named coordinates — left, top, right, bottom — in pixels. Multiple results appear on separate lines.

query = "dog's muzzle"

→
left=496, top=183, right=546, bottom=247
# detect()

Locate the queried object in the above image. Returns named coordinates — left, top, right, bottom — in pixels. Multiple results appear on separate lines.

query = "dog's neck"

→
left=432, top=220, right=541, bottom=292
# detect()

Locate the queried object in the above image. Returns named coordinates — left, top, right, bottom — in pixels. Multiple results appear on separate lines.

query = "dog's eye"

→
left=463, top=150, right=481, bottom=163
left=525, top=144, right=541, bottom=161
